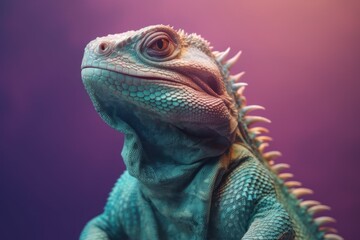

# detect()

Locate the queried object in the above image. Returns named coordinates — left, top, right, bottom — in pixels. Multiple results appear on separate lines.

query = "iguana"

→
left=80, top=25, right=342, bottom=240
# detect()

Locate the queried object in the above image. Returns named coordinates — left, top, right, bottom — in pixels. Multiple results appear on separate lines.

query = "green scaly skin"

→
left=80, top=25, right=341, bottom=240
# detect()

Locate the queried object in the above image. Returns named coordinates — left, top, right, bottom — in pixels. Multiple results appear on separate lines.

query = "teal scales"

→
left=80, top=25, right=342, bottom=240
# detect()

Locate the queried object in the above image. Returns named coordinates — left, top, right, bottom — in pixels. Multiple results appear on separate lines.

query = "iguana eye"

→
left=151, top=38, right=170, bottom=51
left=141, top=32, right=178, bottom=61
left=147, top=36, right=174, bottom=57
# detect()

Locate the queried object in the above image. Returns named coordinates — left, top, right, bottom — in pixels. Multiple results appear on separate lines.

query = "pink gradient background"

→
left=0, top=0, right=359, bottom=239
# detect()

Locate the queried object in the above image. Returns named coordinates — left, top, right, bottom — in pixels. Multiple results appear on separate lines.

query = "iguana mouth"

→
left=81, top=66, right=221, bottom=98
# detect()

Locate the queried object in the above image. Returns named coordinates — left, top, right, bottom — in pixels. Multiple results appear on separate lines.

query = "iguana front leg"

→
left=80, top=214, right=126, bottom=240
left=80, top=173, right=140, bottom=240
left=242, top=194, right=295, bottom=240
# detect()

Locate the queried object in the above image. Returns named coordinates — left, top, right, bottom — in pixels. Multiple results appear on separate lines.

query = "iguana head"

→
left=81, top=25, right=250, bottom=183
left=81, top=25, right=240, bottom=141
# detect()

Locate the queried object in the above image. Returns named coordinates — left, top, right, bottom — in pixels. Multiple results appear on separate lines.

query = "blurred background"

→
left=0, top=0, right=359, bottom=239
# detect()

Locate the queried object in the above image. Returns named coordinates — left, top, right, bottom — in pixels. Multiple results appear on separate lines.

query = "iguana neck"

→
left=95, top=95, right=233, bottom=191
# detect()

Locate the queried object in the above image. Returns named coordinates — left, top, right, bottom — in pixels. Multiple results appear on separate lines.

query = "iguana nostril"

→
left=100, top=42, right=107, bottom=50
left=97, top=42, right=111, bottom=55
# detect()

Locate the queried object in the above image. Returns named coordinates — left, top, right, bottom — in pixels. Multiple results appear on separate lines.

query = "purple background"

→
left=1, top=0, right=359, bottom=239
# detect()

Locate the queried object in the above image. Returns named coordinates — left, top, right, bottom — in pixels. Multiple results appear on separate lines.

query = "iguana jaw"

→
left=81, top=66, right=235, bottom=135
left=81, top=65, right=221, bottom=99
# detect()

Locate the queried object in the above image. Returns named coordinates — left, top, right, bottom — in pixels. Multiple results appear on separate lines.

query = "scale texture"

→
left=80, top=25, right=342, bottom=240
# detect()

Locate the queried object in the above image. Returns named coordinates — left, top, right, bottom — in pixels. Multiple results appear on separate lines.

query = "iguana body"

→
left=80, top=25, right=341, bottom=240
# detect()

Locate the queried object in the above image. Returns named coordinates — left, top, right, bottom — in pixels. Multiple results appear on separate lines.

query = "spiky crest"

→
left=212, top=48, right=343, bottom=240
left=177, top=29, right=213, bottom=57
